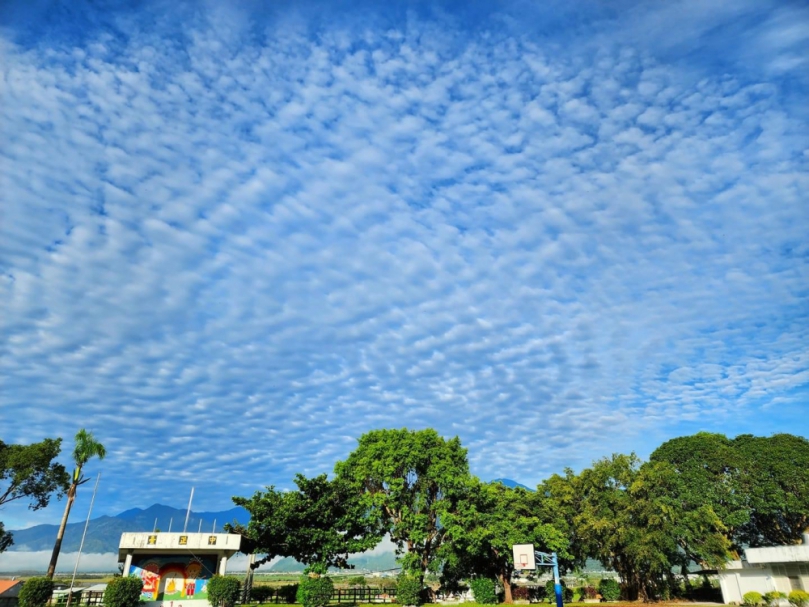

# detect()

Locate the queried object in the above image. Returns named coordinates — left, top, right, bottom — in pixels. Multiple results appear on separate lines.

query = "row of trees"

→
left=0, top=429, right=106, bottom=577
left=230, top=429, right=809, bottom=603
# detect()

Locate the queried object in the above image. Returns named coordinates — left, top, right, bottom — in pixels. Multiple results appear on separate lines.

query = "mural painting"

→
left=129, top=555, right=216, bottom=603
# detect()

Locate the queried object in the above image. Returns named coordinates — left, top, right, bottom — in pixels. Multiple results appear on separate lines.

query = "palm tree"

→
left=46, top=429, right=106, bottom=578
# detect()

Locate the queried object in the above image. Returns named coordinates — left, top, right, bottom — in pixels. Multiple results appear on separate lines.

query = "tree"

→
left=570, top=454, right=729, bottom=601
left=334, top=428, right=471, bottom=582
left=442, top=479, right=568, bottom=603
left=650, top=432, right=750, bottom=560
left=230, top=473, right=381, bottom=570
left=733, top=434, right=809, bottom=547
left=0, top=438, right=69, bottom=553
left=46, top=429, right=106, bottom=578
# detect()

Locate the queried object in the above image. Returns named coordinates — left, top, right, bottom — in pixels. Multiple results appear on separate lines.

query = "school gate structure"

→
left=118, top=533, right=242, bottom=607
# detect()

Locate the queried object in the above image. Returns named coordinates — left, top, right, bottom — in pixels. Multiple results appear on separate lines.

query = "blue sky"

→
left=1, top=0, right=807, bottom=532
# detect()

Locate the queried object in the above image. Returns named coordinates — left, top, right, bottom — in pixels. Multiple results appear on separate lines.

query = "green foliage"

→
left=765, top=592, right=787, bottom=606
left=103, top=575, right=144, bottom=607
left=335, top=428, right=469, bottom=579
left=734, top=434, right=809, bottom=546
left=19, top=577, right=54, bottom=607
left=743, top=592, right=764, bottom=606
left=231, top=473, right=380, bottom=570
left=276, top=584, right=299, bottom=604
left=396, top=575, right=423, bottom=606
left=296, top=575, right=334, bottom=607
left=249, top=586, right=274, bottom=603
left=0, top=438, right=69, bottom=552
left=441, top=479, right=568, bottom=602
left=207, top=575, right=241, bottom=607
left=788, top=591, right=809, bottom=607
left=469, top=578, right=499, bottom=604
left=598, top=579, right=621, bottom=602
left=346, top=576, right=367, bottom=587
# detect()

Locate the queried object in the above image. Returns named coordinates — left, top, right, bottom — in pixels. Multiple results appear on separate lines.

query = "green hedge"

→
left=789, top=591, right=809, bottom=607
left=744, top=592, right=765, bottom=606
left=104, top=576, right=144, bottom=607
left=598, top=578, right=621, bottom=602
left=296, top=575, right=334, bottom=607
left=207, top=575, right=241, bottom=607
left=396, top=576, right=423, bottom=606
left=19, top=578, right=54, bottom=607
left=469, top=578, right=498, bottom=605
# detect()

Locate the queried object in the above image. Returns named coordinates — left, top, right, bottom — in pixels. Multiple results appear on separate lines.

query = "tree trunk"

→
left=47, top=484, right=76, bottom=578
left=498, top=571, right=513, bottom=604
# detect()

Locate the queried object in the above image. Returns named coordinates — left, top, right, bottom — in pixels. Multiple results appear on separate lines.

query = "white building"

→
left=718, top=532, right=809, bottom=604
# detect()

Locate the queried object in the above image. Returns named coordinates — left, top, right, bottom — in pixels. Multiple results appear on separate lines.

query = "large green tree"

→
left=442, top=479, right=568, bottom=603
left=0, top=438, right=69, bottom=553
left=230, top=473, right=381, bottom=571
left=650, top=432, right=750, bottom=558
left=47, top=429, right=106, bottom=578
left=334, top=428, right=470, bottom=582
left=733, top=433, right=809, bottom=546
left=550, top=454, right=729, bottom=601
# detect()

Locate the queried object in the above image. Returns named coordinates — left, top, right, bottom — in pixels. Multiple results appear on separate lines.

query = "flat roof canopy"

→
left=118, top=532, right=242, bottom=561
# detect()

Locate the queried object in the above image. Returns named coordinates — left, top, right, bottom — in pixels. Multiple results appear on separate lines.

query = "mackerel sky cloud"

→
left=1, top=0, right=807, bottom=528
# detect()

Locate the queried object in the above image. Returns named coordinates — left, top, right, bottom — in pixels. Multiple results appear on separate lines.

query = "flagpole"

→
left=67, top=473, right=101, bottom=607
left=183, top=487, right=195, bottom=533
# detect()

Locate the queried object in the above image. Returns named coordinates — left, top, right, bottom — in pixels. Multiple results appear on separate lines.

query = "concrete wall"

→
left=719, top=562, right=809, bottom=604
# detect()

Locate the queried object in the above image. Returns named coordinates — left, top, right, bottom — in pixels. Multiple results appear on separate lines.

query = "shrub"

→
left=250, top=586, right=275, bottom=603
left=583, top=586, right=598, bottom=600
left=598, top=579, right=621, bottom=602
left=512, top=586, right=530, bottom=601
left=544, top=580, right=573, bottom=603
left=744, top=592, right=765, bottom=606
left=765, top=592, right=788, bottom=606
left=207, top=575, right=241, bottom=607
left=297, top=575, right=334, bottom=607
left=19, top=578, right=54, bottom=607
left=276, top=584, right=299, bottom=604
left=396, top=575, right=423, bottom=606
left=104, top=576, right=144, bottom=607
left=789, top=591, right=809, bottom=607
left=470, top=578, right=499, bottom=605
left=527, top=586, right=545, bottom=603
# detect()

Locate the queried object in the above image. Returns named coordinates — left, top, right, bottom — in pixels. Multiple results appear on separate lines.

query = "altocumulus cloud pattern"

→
left=0, top=0, right=807, bottom=525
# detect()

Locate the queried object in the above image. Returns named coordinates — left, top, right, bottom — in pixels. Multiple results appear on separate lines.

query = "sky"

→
left=1, top=0, right=808, bottom=534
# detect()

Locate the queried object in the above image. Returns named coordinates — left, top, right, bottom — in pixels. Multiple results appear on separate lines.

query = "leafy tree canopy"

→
left=334, top=428, right=470, bottom=580
left=442, top=479, right=568, bottom=603
left=0, top=438, right=69, bottom=553
left=231, top=473, right=381, bottom=570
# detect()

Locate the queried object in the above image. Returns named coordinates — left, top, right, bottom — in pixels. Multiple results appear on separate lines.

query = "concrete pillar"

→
left=123, top=553, right=133, bottom=576
left=219, top=555, right=228, bottom=575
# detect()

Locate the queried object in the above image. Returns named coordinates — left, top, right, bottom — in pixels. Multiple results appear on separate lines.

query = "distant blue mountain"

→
left=7, top=504, right=249, bottom=554
left=492, top=478, right=533, bottom=490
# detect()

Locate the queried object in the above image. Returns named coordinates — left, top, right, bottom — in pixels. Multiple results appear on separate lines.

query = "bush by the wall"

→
left=511, top=586, right=530, bottom=602
left=583, top=586, right=598, bottom=600
left=470, top=578, right=498, bottom=605
left=598, top=579, right=621, bottom=602
left=744, top=592, right=765, bottom=606
left=207, top=575, right=241, bottom=607
left=104, top=576, right=144, bottom=607
left=788, top=591, right=809, bottom=607
left=396, top=576, right=423, bottom=606
left=765, top=592, right=787, bottom=606
left=250, top=586, right=275, bottom=603
left=297, top=575, right=334, bottom=607
left=19, top=578, right=54, bottom=607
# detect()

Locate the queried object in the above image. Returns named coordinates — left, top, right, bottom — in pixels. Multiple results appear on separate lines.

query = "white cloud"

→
left=0, top=0, right=806, bottom=528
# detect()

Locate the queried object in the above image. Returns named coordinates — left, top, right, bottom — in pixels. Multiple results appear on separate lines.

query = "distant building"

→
left=717, top=532, right=809, bottom=604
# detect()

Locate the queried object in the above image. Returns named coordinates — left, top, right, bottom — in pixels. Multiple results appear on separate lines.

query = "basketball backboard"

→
left=512, top=543, right=535, bottom=570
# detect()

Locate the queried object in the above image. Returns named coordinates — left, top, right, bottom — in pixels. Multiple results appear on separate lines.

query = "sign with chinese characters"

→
left=207, top=536, right=217, bottom=546
left=179, top=536, right=188, bottom=546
